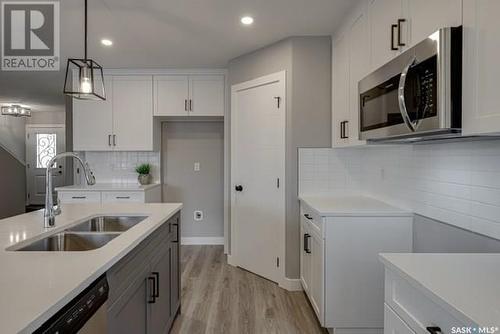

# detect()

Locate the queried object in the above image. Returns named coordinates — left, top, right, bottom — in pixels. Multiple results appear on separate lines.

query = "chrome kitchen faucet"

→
left=44, top=152, right=96, bottom=228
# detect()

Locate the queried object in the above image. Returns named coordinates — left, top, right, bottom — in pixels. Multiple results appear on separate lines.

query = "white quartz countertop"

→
left=380, top=253, right=500, bottom=327
left=55, top=183, right=161, bottom=192
left=0, top=202, right=182, bottom=334
left=299, top=195, right=412, bottom=217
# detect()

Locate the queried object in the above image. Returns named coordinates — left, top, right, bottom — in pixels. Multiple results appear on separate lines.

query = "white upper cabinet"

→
left=154, top=74, right=225, bottom=117
left=112, top=76, right=154, bottom=151
left=369, top=0, right=403, bottom=70
left=73, top=75, right=157, bottom=151
left=73, top=76, right=113, bottom=151
left=348, top=12, right=370, bottom=146
left=154, top=75, right=189, bottom=116
left=189, top=75, right=225, bottom=116
left=332, top=33, right=350, bottom=147
left=405, top=0, right=462, bottom=47
left=463, top=0, right=500, bottom=136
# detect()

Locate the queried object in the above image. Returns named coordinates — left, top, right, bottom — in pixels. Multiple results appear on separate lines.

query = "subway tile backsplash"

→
left=78, top=151, right=161, bottom=184
left=299, top=139, right=500, bottom=240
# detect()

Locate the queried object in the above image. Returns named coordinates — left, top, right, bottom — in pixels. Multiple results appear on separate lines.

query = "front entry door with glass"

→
left=26, top=125, right=66, bottom=205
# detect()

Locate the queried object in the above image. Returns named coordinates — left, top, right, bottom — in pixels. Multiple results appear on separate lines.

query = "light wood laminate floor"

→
left=171, top=245, right=325, bottom=334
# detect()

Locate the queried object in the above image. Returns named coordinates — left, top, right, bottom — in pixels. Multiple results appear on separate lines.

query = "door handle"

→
left=108, top=134, right=112, bottom=146
left=391, top=24, right=398, bottom=50
left=304, top=214, right=313, bottom=220
left=340, top=121, right=349, bottom=139
left=152, top=272, right=160, bottom=298
left=172, top=222, right=179, bottom=243
left=426, top=327, right=442, bottom=334
left=184, top=99, right=188, bottom=111
left=397, top=19, right=406, bottom=47
left=147, top=276, right=156, bottom=303
left=189, top=99, right=193, bottom=111
left=235, top=185, right=243, bottom=192
left=113, top=135, right=116, bottom=146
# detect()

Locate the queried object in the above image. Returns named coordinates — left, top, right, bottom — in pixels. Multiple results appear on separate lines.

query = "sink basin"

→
left=15, top=232, right=119, bottom=251
left=66, top=216, right=148, bottom=233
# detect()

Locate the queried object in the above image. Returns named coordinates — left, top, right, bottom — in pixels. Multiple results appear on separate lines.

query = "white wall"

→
left=299, top=139, right=500, bottom=240
left=0, top=114, right=26, bottom=164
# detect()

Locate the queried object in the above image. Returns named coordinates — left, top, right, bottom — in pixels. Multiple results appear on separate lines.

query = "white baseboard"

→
left=181, top=237, right=224, bottom=245
left=279, top=277, right=303, bottom=291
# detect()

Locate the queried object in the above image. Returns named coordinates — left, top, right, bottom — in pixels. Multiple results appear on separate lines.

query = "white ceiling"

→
left=0, top=0, right=359, bottom=113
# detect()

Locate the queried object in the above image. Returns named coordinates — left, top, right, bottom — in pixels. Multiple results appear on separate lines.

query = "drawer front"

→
left=385, top=303, right=415, bottom=334
left=58, top=191, right=101, bottom=203
left=102, top=191, right=145, bottom=203
left=385, top=269, right=472, bottom=333
left=300, top=202, right=323, bottom=236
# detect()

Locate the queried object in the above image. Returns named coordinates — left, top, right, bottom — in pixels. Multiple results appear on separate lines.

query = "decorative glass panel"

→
left=36, top=133, right=57, bottom=168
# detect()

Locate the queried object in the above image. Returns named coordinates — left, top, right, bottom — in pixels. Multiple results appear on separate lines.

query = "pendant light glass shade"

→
left=63, top=59, right=106, bottom=100
left=63, top=0, right=106, bottom=100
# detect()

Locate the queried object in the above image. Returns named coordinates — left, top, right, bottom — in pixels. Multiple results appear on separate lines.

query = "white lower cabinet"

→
left=57, top=186, right=161, bottom=204
left=383, top=269, right=470, bottom=334
left=384, top=304, right=415, bottom=334
left=300, top=202, right=412, bottom=331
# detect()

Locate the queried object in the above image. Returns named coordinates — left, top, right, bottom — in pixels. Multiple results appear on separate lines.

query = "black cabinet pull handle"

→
left=426, top=327, right=442, bottom=334
left=340, top=121, right=349, bottom=139
left=172, top=223, right=179, bottom=243
left=235, top=185, right=243, bottom=192
left=115, top=196, right=130, bottom=199
left=303, top=234, right=312, bottom=254
left=72, top=196, right=86, bottom=199
left=304, top=214, right=313, bottom=220
left=108, top=134, right=112, bottom=146
left=147, top=276, right=156, bottom=303
left=189, top=99, right=193, bottom=111
left=184, top=99, right=188, bottom=111
left=397, top=19, right=406, bottom=47
left=152, top=272, right=160, bottom=298
left=391, top=24, right=398, bottom=50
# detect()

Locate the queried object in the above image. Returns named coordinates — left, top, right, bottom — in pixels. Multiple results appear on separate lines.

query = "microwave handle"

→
left=398, top=56, right=419, bottom=132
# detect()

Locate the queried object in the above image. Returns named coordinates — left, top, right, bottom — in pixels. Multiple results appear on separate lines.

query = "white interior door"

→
left=231, top=71, right=285, bottom=284
left=26, top=125, right=66, bottom=205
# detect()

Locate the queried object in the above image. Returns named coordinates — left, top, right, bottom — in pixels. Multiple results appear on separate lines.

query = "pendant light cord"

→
left=84, top=0, right=87, bottom=60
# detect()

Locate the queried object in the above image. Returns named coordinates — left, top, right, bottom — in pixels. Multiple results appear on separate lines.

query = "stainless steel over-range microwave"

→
left=359, top=27, right=462, bottom=143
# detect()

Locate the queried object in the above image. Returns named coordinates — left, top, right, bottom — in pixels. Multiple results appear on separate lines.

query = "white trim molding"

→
left=181, top=237, right=225, bottom=245
left=279, top=278, right=303, bottom=292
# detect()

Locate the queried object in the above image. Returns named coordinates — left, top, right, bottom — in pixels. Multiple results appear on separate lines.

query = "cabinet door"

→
left=73, top=76, right=113, bottom=151
left=384, top=304, right=415, bottom=334
left=348, top=12, right=370, bottom=146
left=170, top=221, right=180, bottom=318
left=463, top=0, right=500, bottom=136
left=309, top=232, right=324, bottom=323
left=300, top=219, right=311, bottom=292
left=154, top=75, right=189, bottom=116
left=189, top=75, right=225, bottom=116
left=149, top=246, right=171, bottom=334
left=332, top=33, right=350, bottom=147
left=112, top=76, right=154, bottom=151
left=407, top=0, right=462, bottom=47
left=108, top=273, right=149, bottom=334
left=369, top=0, right=403, bottom=70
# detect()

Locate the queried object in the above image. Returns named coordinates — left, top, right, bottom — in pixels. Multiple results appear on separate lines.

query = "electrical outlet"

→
left=194, top=210, right=203, bottom=222
left=194, top=162, right=200, bottom=172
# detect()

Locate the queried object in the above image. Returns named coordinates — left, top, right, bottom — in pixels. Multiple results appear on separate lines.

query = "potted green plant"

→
left=135, top=163, right=152, bottom=185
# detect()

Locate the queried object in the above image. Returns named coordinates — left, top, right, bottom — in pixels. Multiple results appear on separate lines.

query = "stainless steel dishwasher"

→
left=34, top=275, right=109, bottom=334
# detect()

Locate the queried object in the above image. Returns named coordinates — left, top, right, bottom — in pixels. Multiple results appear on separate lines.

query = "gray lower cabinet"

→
left=107, top=213, right=181, bottom=334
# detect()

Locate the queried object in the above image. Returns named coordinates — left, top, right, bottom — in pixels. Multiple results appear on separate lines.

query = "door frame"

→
left=229, top=71, right=286, bottom=288
left=25, top=124, right=66, bottom=205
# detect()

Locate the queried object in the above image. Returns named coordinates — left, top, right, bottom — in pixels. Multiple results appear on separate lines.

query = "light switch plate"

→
left=194, top=162, right=200, bottom=171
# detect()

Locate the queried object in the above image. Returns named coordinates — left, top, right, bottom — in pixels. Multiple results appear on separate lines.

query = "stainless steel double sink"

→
left=14, top=216, right=147, bottom=252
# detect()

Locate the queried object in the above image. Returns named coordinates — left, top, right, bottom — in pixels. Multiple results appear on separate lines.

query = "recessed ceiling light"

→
left=240, top=16, right=254, bottom=25
left=101, top=39, right=113, bottom=46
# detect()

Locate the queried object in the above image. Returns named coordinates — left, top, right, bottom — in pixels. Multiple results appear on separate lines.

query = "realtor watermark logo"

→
left=1, top=1, right=59, bottom=71
left=452, top=327, right=500, bottom=334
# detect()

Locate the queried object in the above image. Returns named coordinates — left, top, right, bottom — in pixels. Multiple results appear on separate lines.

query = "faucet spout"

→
left=44, top=152, right=96, bottom=228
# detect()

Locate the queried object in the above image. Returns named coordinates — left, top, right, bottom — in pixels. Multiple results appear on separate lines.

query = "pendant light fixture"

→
left=1, top=104, right=31, bottom=117
left=63, top=0, right=106, bottom=100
